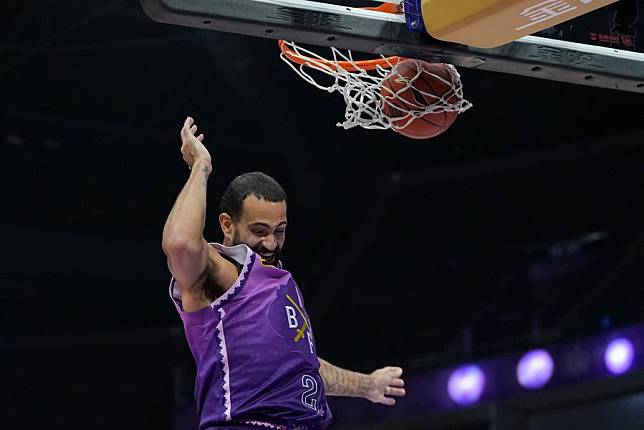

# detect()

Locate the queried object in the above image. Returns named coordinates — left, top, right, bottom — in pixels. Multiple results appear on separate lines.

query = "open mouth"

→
left=260, top=253, right=275, bottom=262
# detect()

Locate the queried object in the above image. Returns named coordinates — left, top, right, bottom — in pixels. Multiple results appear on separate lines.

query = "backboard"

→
left=140, top=0, right=644, bottom=93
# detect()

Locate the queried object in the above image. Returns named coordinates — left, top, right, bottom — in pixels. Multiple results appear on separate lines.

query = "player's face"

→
left=229, top=196, right=287, bottom=266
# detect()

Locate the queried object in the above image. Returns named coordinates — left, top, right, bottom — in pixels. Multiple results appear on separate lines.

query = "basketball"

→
left=380, top=60, right=461, bottom=139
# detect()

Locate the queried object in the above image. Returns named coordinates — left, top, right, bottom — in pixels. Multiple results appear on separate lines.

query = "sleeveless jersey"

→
left=169, top=243, right=332, bottom=430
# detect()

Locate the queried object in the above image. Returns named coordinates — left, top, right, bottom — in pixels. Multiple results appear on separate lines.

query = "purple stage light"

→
left=604, top=338, right=634, bottom=375
left=447, top=365, right=485, bottom=405
left=516, top=349, right=554, bottom=390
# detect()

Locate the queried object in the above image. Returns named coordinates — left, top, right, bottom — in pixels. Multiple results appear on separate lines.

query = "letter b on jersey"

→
left=285, top=306, right=299, bottom=328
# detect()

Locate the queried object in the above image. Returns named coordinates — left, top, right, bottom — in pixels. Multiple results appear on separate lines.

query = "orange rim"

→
left=278, top=3, right=406, bottom=72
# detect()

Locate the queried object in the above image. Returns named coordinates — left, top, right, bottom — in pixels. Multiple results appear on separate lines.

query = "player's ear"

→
left=219, top=213, right=234, bottom=242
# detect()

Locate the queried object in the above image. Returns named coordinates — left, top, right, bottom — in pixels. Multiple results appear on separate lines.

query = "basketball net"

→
left=279, top=40, right=472, bottom=132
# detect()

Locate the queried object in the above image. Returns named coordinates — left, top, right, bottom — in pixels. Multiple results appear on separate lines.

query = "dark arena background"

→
left=2, top=1, right=644, bottom=429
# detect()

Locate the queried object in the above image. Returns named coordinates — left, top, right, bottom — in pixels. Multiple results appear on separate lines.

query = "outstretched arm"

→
left=162, top=117, right=237, bottom=311
left=318, top=358, right=405, bottom=406
left=162, top=117, right=212, bottom=289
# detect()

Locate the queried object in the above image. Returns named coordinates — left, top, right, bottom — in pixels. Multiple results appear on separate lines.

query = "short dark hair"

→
left=220, top=172, right=287, bottom=221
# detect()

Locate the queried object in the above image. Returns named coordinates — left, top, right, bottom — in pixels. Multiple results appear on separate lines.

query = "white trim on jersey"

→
left=168, top=242, right=254, bottom=421
left=216, top=307, right=232, bottom=421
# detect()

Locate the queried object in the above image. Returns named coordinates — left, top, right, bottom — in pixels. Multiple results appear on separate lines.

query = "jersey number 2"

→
left=301, top=375, right=318, bottom=410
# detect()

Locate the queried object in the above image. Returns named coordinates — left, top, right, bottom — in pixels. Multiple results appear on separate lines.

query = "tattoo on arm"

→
left=202, top=165, right=209, bottom=187
left=319, top=358, right=369, bottom=398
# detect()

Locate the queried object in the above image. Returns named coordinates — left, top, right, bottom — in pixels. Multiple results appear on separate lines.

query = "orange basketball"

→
left=381, top=60, right=461, bottom=139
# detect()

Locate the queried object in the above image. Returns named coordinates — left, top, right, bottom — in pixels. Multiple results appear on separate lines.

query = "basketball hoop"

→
left=278, top=3, right=472, bottom=135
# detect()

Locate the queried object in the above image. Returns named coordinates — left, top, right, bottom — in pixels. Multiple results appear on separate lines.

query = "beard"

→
left=233, top=231, right=282, bottom=266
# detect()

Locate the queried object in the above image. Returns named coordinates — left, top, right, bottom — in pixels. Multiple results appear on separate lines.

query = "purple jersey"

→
left=170, top=243, right=332, bottom=430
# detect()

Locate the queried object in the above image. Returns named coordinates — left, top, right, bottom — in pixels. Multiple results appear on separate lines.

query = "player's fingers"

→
left=387, top=387, right=406, bottom=397
left=390, top=378, right=405, bottom=387
left=381, top=397, right=396, bottom=406
left=387, top=367, right=403, bottom=377
left=197, top=134, right=205, bottom=142
left=190, top=125, right=197, bottom=134
left=181, top=117, right=192, bottom=135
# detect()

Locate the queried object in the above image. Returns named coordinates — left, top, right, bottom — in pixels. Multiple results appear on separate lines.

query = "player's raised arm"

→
left=162, top=117, right=233, bottom=309
left=318, top=358, right=406, bottom=406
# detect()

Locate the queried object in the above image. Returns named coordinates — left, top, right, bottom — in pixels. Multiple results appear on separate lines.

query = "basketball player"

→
left=162, top=117, right=406, bottom=430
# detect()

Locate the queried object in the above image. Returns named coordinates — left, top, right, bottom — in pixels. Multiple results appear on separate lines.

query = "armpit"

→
left=197, top=259, right=228, bottom=302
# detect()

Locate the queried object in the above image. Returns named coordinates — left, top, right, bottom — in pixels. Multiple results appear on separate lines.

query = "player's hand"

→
left=180, top=116, right=211, bottom=170
left=365, top=366, right=405, bottom=406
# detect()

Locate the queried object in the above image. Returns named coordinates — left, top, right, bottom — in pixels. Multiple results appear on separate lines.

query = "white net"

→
left=279, top=40, right=472, bottom=132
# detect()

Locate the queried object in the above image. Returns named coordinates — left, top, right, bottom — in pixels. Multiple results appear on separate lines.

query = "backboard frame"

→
left=140, top=0, right=644, bottom=93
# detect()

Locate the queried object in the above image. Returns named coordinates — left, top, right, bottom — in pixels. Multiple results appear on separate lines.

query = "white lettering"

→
left=516, top=0, right=577, bottom=31
left=307, top=330, right=315, bottom=354
left=285, top=306, right=298, bottom=328
left=301, top=375, right=318, bottom=410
